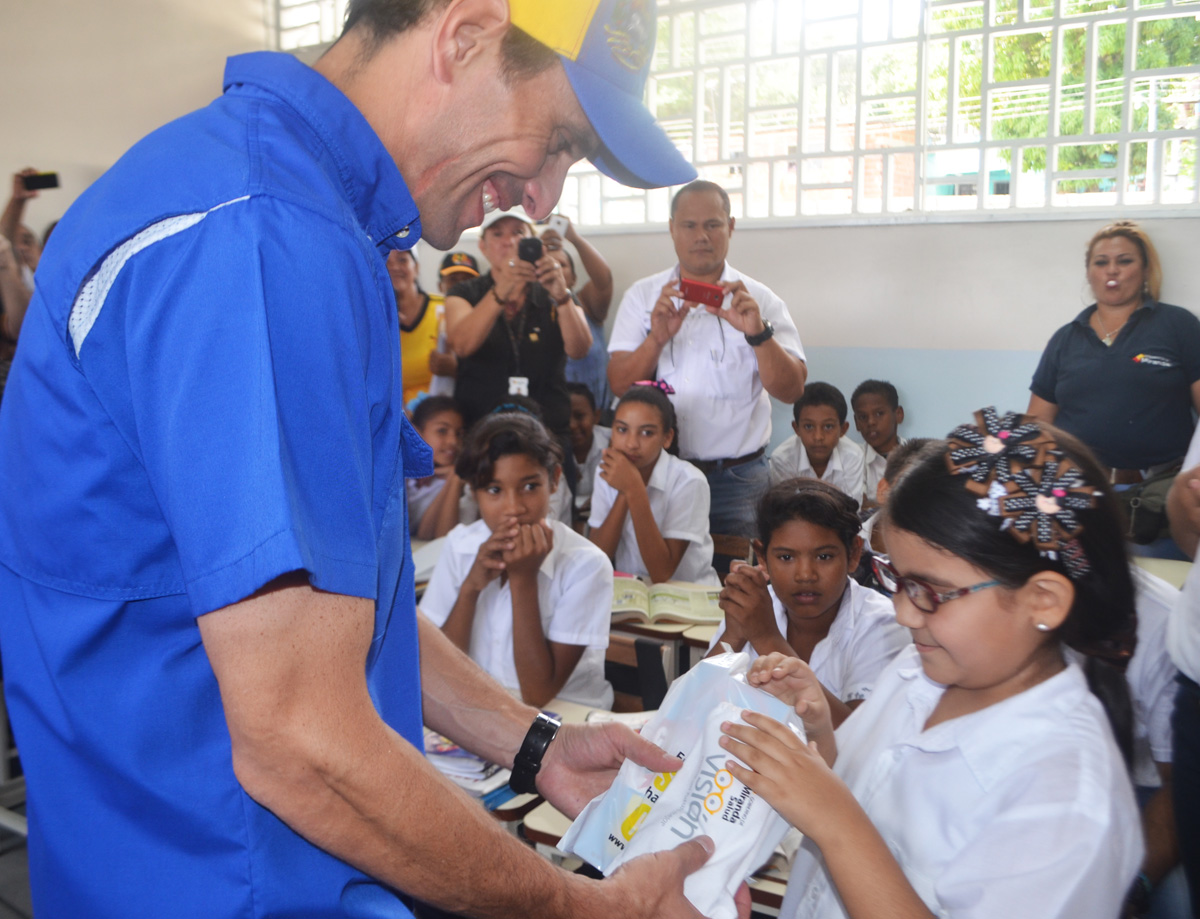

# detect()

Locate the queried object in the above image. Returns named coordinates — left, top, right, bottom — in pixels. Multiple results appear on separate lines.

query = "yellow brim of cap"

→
left=507, top=0, right=603, bottom=62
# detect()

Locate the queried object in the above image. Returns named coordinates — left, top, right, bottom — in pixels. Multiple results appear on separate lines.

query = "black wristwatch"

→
left=744, top=319, right=775, bottom=347
left=509, top=712, right=561, bottom=794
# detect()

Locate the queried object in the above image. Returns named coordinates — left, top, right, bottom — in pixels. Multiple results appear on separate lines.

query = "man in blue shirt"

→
left=0, top=1, right=719, bottom=917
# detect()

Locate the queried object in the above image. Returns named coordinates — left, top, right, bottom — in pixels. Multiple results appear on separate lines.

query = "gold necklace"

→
left=1096, top=311, right=1130, bottom=346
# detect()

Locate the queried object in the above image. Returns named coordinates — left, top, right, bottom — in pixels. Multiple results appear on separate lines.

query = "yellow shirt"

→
left=399, top=293, right=445, bottom=404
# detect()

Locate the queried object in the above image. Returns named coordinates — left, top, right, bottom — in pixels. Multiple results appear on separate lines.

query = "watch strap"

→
left=508, top=712, right=561, bottom=794
left=744, top=319, right=775, bottom=347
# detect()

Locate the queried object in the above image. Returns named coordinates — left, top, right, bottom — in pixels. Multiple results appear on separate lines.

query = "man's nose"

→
left=521, top=158, right=574, bottom=222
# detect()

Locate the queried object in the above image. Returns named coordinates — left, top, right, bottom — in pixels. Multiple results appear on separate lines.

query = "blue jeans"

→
left=1173, top=676, right=1200, bottom=918
left=704, top=454, right=769, bottom=539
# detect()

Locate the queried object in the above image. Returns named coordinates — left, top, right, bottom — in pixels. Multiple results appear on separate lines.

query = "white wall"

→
left=0, top=0, right=267, bottom=235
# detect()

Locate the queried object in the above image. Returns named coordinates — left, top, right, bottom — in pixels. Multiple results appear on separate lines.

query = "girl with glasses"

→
left=721, top=411, right=1144, bottom=919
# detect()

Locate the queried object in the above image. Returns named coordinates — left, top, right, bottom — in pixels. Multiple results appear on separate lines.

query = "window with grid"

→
left=274, top=0, right=1200, bottom=225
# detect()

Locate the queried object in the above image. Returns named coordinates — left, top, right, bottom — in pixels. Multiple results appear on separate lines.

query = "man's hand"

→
left=10, top=169, right=39, bottom=204
left=718, top=562, right=783, bottom=651
left=503, top=520, right=554, bottom=581
left=649, top=282, right=692, bottom=346
left=596, top=836, right=716, bottom=919
left=536, top=721, right=683, bottom=818
left=1168, top=464, right=1200, bottom=558
left=712, top=280, right=765, bottom=336
left=598, top=447, right=644, bottom=498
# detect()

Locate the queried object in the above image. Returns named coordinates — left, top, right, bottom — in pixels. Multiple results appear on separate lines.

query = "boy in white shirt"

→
left=769, top=382, right=865, bottom=501
left=566, top=382, right=610, bottom=526
left=851, top=379, right=906, bottom=510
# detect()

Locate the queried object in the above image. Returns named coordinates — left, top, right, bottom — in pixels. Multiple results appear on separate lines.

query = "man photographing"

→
left=0, top=2, right=722, bottom=917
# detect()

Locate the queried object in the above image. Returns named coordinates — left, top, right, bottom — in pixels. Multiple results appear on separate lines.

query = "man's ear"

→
left=430, top=0, right=510, bottom=85
left=728, top=216, right=736, bottom=235
left=1018, top=571, right=1074, bottom=633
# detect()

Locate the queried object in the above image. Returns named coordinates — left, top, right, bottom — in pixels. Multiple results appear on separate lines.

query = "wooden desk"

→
left=520, top=799, right=787, bottom=914
left=682, top=624, right=719, bottom=669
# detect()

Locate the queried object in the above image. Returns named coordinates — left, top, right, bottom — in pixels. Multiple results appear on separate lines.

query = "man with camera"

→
left=607, top=180, right=807, bottom=537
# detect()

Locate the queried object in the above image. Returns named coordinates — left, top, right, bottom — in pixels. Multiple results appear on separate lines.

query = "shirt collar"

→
left=223, top=52, right=421, bottom=251
left=1073, top=298, right=1158, bottom=328
left=646, top=451, right=672, bottom=493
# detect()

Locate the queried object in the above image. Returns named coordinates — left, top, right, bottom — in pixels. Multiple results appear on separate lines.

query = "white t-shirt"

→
left=707, top=579, right=909, bottom=703
left=607, top=263, right=805, bottom=462
left=781, top=646, right=1144, bottom=919
left=406, top=475, right=448, bottom=535
left=588, top=450, right=719, bottom=586
left=1168, top=423, right=1200, bottom=682
left=1128, top=567, right=1181, bottom=787
left=768, top=436, right=866, bottom=503
left=575, top=426, right=611, bottom=508
left=863, top=437, right=906, bottom=504
left=419, top=518, right=614, bottom=709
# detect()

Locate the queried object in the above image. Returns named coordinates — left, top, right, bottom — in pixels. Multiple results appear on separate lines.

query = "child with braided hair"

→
left=720, top=408, right=1144, bottom=919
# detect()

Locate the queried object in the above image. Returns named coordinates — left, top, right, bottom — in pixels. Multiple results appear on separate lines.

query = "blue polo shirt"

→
left=0, top=52, right=431, bottom=917
left=1030, top=300, right=1200, bottom=470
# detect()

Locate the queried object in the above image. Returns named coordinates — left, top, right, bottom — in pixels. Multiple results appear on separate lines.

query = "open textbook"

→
left=611, top=576, right=724, bottom=626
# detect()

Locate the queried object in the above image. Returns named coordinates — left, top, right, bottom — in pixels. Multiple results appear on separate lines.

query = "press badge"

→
left=508, top=376, right=530, bottom=396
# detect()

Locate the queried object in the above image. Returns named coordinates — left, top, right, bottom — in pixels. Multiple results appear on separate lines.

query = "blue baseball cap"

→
left=508, top=0, right=697, bottom=190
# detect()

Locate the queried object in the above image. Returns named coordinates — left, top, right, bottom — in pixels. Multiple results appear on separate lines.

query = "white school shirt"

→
left=1126, top=568, right=1180, bottom=787
left=863, top=437, right=906, bottom=504
left=607, top=263, right=805, bottom=462
left=707, top=579, right=910, bottom=703
left=1168, top=423, right=1200, bottom=683
left=419, top=518, right=614, bottom=709
left=588, top=450, right=720, bottom=586
left=781, top=646, right=1143, bottom=919
left=768, top=436, right=866, bottom=503
left=575, top=426, right=611, bottom=508
left=406, top=475, right=448, bottom=535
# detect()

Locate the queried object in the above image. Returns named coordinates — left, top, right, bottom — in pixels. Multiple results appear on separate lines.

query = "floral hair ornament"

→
left=632, top=379, right=676, bottom=396
left=999, top=453, right=1099, bottom=579
left=945, top=407, right=1049, bottom=495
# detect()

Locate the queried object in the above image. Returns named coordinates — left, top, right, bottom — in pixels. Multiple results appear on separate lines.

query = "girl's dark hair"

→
left=756, top=478, right=861, bottom=556
left=885, top=423, right=1137, bottom=764
left=455, top=411, right=561, bottom=489
left=616, top=385, right=680, bottom=457
left=411, top=395, right=461, bottom=431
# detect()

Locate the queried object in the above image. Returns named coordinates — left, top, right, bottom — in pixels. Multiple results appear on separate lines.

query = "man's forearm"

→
left=755, top=341, right=806, bottom=403
left=1167, top=470, right=1200, bottom=558
left=608, top=342, right=663, bottom=396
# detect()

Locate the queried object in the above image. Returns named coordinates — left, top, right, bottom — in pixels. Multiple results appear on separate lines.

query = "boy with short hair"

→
left=769, top=381, right=865, bottom=500
left=851, top=379, right=906, bottom=509
left=566, top=382, right=610, bottom=525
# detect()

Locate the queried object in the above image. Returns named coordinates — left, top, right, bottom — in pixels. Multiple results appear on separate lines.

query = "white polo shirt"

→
left=608, top=263, right=805, bottom=462
left=863, top=437, right=906, bottom=504
left=707, top=579, right=909, bottom=703
left=419, top=518, right=614, bottom=709
left=1168, top=424, right=1200, bottom=683
left=781, top=646, right=1143, bottom=919
left=588, top=450, right=719, bottom=586
left=1129, top=568, right=1181, bottom=787
left=575, top=426, right=611, bottom=508
left=768, top=436, right=866, bottom=503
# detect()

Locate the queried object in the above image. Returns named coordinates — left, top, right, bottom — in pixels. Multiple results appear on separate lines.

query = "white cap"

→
left=478, top=206, right=535, bottom=235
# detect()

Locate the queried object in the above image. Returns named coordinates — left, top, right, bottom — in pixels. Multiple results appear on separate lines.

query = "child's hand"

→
left=503, top=519, right=554, bottom=581
left=718, top=562, right=782, bottom=651
left=747, top=654, right=834, bottom=759
left=433, top=463, right=456, bottom=481
left=720, top=710, right=855, bottom=841
left=598, top=447, right=644, bottom=497
left=464, top=519, right=518, bottom=591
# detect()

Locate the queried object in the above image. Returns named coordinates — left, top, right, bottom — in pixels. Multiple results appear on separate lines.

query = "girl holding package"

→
left=722, top=409, right=1144, bottom=919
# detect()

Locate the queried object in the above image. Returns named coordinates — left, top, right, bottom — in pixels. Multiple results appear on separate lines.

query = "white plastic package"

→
left=559, top=649, right=804, bottom=919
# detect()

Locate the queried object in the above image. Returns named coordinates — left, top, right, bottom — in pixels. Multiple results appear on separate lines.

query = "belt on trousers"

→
left=688, top=447, right=766, bottom=474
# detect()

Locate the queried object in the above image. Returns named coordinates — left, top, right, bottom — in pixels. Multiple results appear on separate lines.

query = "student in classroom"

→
left=566, top=382, right=610, bottom=527
left=769, top=382, right=866, bottom=501
left=705, top=479, right=909, bottom=727
left=722, top=411, right=1144, bottom=919
left=406, top=395, right=466, bottom=540
left=859, top=438, right=937, bottom=556
left=588, top=381, right=719, bottom=586
left=852, top=379, right=906, bottom=510
left=419, top=411, right=614, bottom=710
